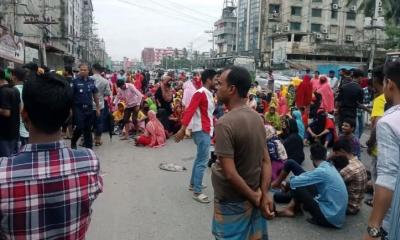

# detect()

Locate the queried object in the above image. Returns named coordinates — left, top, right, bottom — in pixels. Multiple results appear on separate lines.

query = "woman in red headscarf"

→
left=134, top=71, right=143, bottom=93
left=295, top=74, right=313, bottom=108
left=295, top=74, right=313, bottom=125
left=135, top=111, right=166, bottom=148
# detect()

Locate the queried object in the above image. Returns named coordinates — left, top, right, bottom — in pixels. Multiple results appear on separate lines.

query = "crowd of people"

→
left=0, top=59, right=399, bottom=239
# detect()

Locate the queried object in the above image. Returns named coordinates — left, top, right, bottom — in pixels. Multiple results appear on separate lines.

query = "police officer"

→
left=71, top=63, right=100, bottom=149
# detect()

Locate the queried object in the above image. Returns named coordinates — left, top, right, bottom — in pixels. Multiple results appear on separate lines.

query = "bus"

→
left=207, top=56, right=256, bottom=79
left=386, top=52, right=400, bottom=63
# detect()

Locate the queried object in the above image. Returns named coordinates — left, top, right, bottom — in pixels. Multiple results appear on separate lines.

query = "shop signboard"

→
left=0, top=27, right=25, bottom=64
left=25, top=46, right=39, bottom=63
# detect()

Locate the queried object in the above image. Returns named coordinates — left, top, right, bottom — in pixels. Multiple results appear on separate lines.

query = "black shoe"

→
left=207, top=159, right=215, bottom=168
left=306, top=218, right=318, bottom=226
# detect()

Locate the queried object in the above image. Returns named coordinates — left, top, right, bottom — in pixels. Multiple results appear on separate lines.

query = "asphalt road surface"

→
left=86, top=136, right=372, bottom=240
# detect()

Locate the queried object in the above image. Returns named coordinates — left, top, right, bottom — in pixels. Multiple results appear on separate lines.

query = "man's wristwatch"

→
left=367, top=226, right=381, bottom=238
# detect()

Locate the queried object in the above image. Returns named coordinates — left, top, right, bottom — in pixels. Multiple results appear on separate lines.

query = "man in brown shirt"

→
left=211, top=66, right=274, bottom=240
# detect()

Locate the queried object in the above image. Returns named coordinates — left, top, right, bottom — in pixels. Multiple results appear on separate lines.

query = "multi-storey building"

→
left=142, top=48, right=155, bottom=67
left=0, top=0, right=106, bottom=69
left=154, top=47, right=175, bottom=65
left=261, top=0, right=380, bottom=68
left=214, top=0, right=237, bottom=57
left=236, top=0, right=262, bottom=57
left=226, top=0, right=385, bottom=68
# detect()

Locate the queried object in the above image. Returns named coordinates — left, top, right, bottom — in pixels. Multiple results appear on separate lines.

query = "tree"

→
left=174, top=48, right=179, bottom=59
left=351, top=0, right=400, bottom=25
left=385, top=25, right=400, bottom=49
left=350, top=0, right=400, bottom=50
left=182, top=48, right=188, bottom=59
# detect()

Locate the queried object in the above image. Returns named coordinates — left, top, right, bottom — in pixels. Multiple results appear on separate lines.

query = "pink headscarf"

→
left=317, top=76, right=335, bottom=113
left=146, top=111, right=166, bottom=148
left=278, top=93, right=289, bottom=116
left=182, top=80, right=196, bottom=107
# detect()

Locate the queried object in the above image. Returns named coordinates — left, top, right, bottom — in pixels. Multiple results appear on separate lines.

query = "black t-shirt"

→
left=283, top=133, right=305, bottom=164
left=155, top=87, right=172, bottom=115
left=336, top=80, right=364, bottom=117
left=0, top=85, right=21, bottom=140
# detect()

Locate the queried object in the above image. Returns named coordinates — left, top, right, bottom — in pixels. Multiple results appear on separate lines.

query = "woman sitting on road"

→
left=135, top=111, right=166, bottom=148
left=283, top=119, right=305, bottom=165
left=305, top=111, right=336, bottom=147
left=265, top=105, right=281, bottom=131
left=265, top=125, right=287, bottom=181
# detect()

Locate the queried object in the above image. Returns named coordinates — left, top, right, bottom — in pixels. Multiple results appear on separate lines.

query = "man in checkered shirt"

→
left=0, top=72, right=103, bottom=239
left=332, top=139, right=368, bottom=215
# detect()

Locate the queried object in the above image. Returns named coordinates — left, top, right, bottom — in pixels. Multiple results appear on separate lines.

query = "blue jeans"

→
left=190, top=131, right=210, bottom=193
left=283, top=159, right=306, bottom=176
left=356, top=111, right=364, bottom=139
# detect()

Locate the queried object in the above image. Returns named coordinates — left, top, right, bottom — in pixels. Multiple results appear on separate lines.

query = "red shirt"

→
left=193, top=76, right=202, bottom=89
left=181, top=87, right=215, bottom=134
left=359, top=77, right=369, bottom=88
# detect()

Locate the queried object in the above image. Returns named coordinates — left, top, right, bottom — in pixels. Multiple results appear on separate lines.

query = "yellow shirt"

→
left=371, top=94, right=386, bottom=118
left=370, top=94, right=386, bottom=157
left=137, top=111, right=146, bottom=121
left=113, top=110, right=124, bottom=122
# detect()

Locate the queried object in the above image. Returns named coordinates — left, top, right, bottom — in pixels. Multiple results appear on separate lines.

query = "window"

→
left=312, top=8, right=322, bottom=17
left=269, top=4, right=280, bottom=14
left=347, top=12, right=356, bottom=20
left=291, top=7, right=302, bottom=16
left=290, top=22, right=301, bottom=31
left=311, top=23, right=322, bottom=32
left=331, top=10, right=338, bottom=19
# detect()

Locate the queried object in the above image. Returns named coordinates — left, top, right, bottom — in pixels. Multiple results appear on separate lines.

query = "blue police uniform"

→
left=71, top=76, right=98, bottom=149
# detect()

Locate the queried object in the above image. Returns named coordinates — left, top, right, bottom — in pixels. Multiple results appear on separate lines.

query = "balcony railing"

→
left=214, top=27, right=236, bottom=36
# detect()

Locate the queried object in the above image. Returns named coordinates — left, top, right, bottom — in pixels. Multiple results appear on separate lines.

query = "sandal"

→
left=364, top=198, right=373, bottom=207
left=193, top=193, right=210, bottom=204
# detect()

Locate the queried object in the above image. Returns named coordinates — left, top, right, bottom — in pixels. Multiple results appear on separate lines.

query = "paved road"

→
left=86, top=136, right=372, bottom=240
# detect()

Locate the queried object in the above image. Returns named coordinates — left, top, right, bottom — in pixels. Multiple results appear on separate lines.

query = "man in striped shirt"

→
left=175, top=69, right=218, bottom=204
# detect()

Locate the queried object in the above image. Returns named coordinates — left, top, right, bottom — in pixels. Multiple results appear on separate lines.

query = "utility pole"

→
left=259, top=0, right=266, bottom=68
left=204, top=30, right=214, bottom=57
left=13, top=0, right=17, bottom=34
left=41, top=0, right=47, bottom=66
left=72, top=0, right=76, bottom=61
left=23, top=0, right=57, bottom=66
left=368, top=0, right=382, bottom=72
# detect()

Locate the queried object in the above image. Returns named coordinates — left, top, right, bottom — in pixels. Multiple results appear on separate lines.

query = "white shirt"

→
left=376, top=105, right=400, bottom=230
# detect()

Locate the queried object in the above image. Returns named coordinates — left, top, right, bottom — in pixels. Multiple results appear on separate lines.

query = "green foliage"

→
left=384, top=24, right=400, bottom=49
left=355, top=0, right=400, bottom=24
left=354, top=0, right=400, bottom=49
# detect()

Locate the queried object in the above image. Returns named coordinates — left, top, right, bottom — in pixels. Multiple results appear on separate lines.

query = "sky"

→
left=92, top=0, right=223, bottom=60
